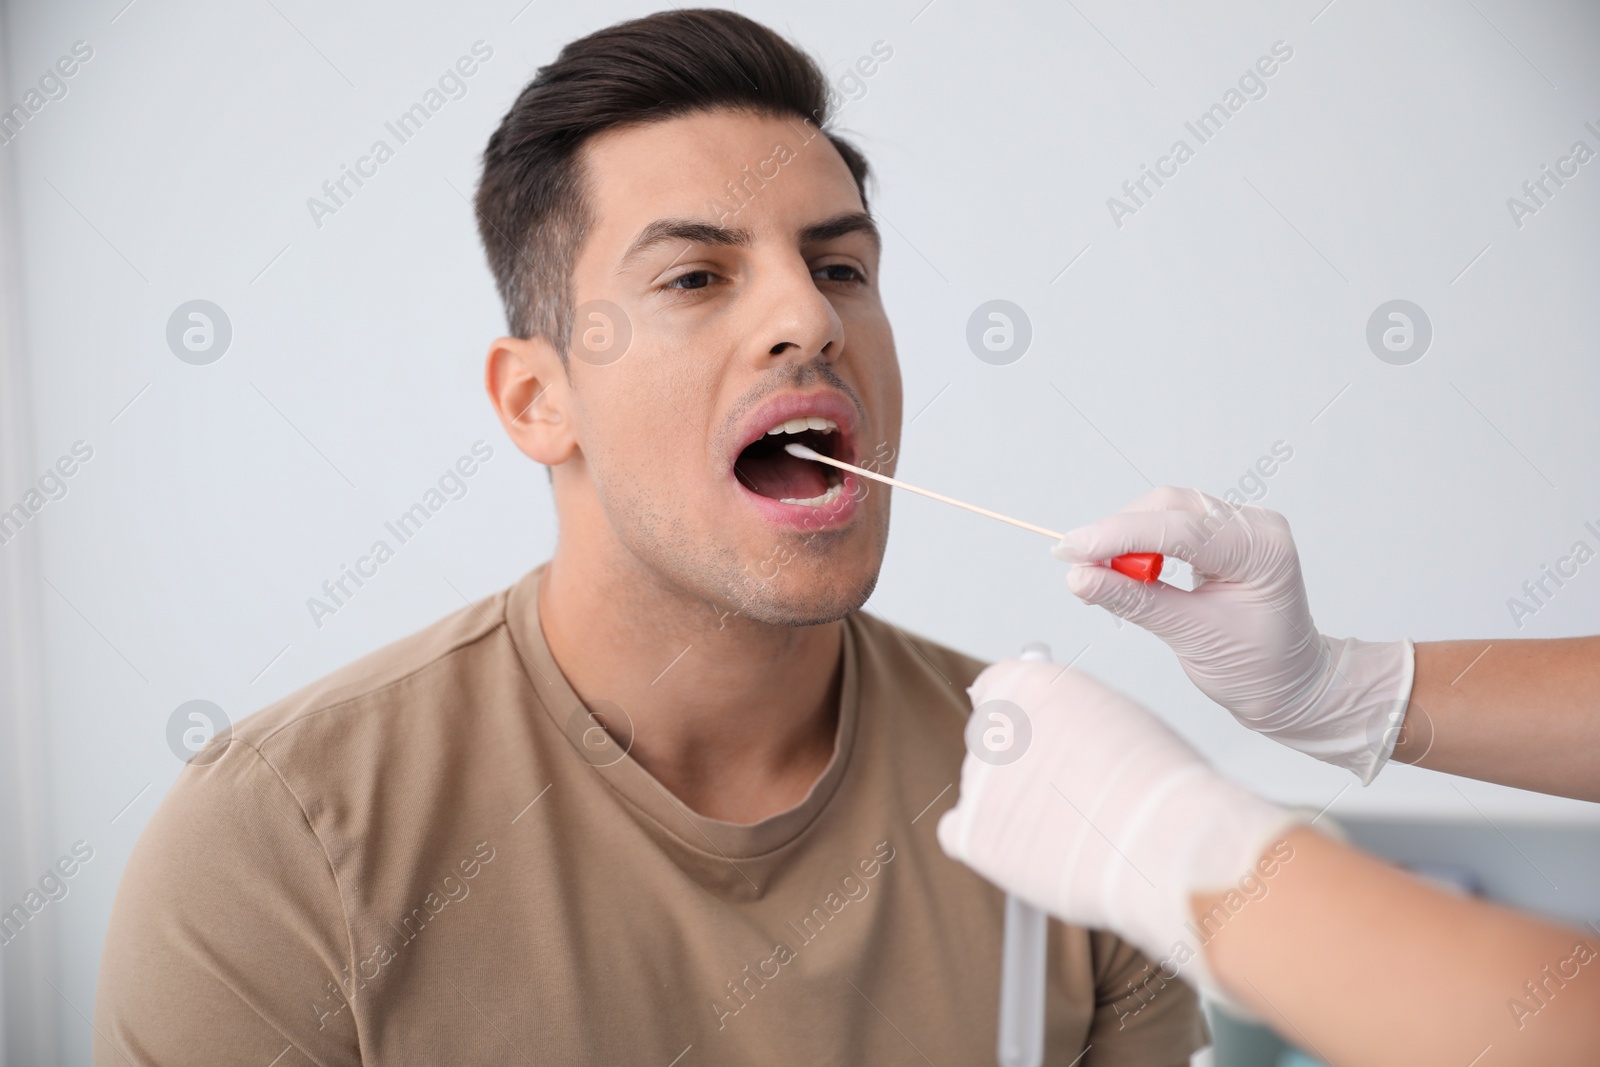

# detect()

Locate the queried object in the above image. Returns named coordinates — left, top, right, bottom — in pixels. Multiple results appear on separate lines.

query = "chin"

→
left=723, top=548, right=884, bottom=628
left=732, top=581, right=877, bottom=628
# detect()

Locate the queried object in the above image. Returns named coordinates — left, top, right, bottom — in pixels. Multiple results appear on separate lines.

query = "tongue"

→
left=737, top=450, right=829, bottom=501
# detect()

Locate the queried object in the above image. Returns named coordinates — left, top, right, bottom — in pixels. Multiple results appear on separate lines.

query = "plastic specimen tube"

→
left=997, top=641, right=1053, bottom=1067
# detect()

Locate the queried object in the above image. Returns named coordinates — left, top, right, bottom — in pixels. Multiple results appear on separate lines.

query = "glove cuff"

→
left=1271, top=637, right=1416, bottom=784
left=1169, top=782, right=1306, bottom=1011
left=1105, top=767, right=1304, bottom=1012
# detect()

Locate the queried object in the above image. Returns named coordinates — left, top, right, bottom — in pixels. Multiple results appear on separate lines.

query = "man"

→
left=95, top=10, right=1205, bottom=1064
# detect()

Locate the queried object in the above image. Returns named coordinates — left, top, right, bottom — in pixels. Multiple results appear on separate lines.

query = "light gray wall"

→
left=0, top=7, right=57, bottom=1064
left=2, top=1, right=1597, bottom=1062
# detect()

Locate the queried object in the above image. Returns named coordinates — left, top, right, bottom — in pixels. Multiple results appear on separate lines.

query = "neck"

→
left=537, top=519, right=844, bottom=825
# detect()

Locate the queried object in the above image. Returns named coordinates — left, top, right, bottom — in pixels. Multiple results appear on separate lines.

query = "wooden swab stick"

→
left=782, top=441, right=1165, bottom=582
left=783, top=441, right=1064, bottom=539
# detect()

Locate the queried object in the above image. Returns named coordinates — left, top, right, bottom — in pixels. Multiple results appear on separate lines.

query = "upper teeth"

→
left=765, top=416, right=838, bottom=436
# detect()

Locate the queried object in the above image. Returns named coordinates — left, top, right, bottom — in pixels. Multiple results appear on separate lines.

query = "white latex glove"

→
left=938, top=657, right=1301, bottom=1001
left=1054, top=487, right=1415, bottom=785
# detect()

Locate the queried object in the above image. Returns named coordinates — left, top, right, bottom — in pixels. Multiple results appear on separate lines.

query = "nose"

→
left=753, top=254, right=845, bottom=365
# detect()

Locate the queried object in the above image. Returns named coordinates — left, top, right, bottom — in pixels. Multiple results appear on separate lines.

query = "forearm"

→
left=1192, top=826, right=1600, bottom=1066
left=1396, top=638, right=1600, bottom=800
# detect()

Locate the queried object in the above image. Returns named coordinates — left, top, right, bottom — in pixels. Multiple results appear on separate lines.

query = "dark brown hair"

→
left=474, top=8, right=871, bottom=356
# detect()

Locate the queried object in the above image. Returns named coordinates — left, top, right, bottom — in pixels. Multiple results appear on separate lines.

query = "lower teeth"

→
left=779, top=481, right=844, bottom=508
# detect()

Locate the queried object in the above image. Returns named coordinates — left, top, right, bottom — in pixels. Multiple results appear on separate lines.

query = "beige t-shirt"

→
left=95, top=564, right=1206, bottom=1066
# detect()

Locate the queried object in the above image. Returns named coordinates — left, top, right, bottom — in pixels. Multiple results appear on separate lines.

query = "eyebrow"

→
left=615, top=211, right=882, bottom=272
left=618, top=219, right=750, bottom=271
left=799, top=212, right=881, bottom=254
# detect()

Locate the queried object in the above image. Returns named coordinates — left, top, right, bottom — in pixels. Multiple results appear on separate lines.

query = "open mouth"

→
left=734, top=416, right=849, bottom=507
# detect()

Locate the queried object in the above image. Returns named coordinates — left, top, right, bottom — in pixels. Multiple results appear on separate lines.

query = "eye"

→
left=664, top=269, right=714, bottom=290
left=814, top=263, right=866, bottom=284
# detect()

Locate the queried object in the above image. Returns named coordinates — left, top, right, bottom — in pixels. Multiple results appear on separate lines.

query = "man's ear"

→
left=485, top=335, right=576, bottom=466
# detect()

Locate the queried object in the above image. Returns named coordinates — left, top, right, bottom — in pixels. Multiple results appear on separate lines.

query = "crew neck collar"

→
left=503, top=563, right=862, bottom=864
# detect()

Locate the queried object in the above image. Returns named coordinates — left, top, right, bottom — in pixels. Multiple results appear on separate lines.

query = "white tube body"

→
left=998, top=893, right=1048, bottom=1067
left=997, top=642, right=1052, bottom=1067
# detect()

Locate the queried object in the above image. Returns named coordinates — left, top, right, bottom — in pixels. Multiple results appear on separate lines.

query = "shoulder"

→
left=848, top=610, right=990, bottom=714
left=231, top=583, right=513, bottom=754
left=156, top=577, right=531, bottom=851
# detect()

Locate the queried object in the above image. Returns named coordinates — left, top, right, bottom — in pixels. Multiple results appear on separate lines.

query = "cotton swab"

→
left=782, top=442, right=1164, bottom=582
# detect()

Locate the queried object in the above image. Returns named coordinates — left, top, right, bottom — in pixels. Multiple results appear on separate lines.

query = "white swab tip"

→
left=784, top=442, right=825, bottom=462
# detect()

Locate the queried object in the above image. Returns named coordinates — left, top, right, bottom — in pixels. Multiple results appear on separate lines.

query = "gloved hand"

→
left=937, top=657, right=1300, bottom=1000
left=1053, top=487, right=1415, bottom=785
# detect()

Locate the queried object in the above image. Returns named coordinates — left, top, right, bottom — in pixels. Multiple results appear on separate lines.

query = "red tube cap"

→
left=1110, top=552, right=1163, bottom=583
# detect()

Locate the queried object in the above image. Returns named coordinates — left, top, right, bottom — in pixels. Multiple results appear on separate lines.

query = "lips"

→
left=729, top=391, right=864, bottom=529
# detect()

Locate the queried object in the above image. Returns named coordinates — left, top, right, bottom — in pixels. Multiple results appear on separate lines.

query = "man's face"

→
left=562, top=108, right=901, bottom=626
